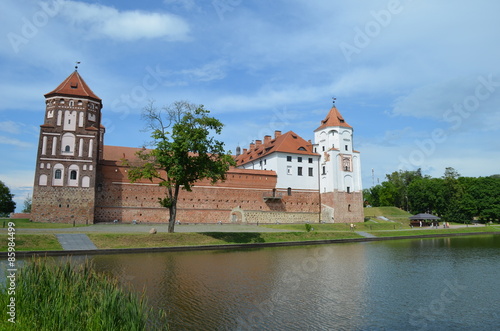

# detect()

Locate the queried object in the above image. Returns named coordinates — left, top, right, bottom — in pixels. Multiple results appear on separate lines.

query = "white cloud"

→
left=0, top=121, right=23, bottom=134
left=0, top=136, right=33, bottom=148
left=60, top=0, right=190, bottom=41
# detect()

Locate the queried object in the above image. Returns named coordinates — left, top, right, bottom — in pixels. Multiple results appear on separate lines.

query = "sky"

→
left=1, top=0, right=500, bottom=211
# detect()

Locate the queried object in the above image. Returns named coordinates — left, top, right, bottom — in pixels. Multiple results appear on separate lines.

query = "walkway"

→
left=55, top=234, right=97, bottom=250
left=356, top=231, right=377, bottom=238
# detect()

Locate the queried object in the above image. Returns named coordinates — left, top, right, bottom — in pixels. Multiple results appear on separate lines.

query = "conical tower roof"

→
left=314, top=106, right=352, bottom=131
left=44, top=70, right=101, bottom=102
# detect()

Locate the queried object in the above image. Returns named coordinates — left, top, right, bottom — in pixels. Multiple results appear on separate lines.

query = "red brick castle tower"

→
left=31, top=69, right=103, bottom=224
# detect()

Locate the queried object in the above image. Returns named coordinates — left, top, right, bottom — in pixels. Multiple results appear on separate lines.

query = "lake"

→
left=78, top=235, right=500, bottom=330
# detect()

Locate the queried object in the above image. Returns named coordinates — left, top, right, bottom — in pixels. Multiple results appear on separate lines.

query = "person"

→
left=350, top=223, right=354, bottom=231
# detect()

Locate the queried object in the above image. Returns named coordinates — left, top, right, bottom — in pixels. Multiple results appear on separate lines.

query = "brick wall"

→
left=321, top=191, right=364, bottom=223
left=31, top=185, right=95, bottom=224
left=94, top=163, right=322, bottom=224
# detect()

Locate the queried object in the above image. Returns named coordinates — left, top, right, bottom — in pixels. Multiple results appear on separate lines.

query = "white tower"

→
left=314, top=101, right=363, bottom=223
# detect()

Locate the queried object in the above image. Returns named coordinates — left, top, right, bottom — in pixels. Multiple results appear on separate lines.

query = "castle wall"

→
left=321, top=190, right=364, bottom=223
left=94, top=163, right=321, bottom=224
left=31, top=185, right=95, bottom=224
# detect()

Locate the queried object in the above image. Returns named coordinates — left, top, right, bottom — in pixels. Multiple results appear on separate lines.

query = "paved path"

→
left=17, top=223, right=296, bottom=234
left=356, top=231, right=377, bottom=238
left=56, top=234, right=97, bottom=250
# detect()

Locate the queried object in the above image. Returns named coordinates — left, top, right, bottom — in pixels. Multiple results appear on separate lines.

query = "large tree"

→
left=0, top=180, right=16, bottom=216
left=126, top=101, right=235, bottom=233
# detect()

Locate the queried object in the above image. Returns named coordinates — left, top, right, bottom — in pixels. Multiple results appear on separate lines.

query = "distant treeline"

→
left=363, top=167, right=500, bottom=223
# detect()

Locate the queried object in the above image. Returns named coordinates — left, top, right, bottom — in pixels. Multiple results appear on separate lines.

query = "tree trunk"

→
left=168, top=203, right=177, bottom=233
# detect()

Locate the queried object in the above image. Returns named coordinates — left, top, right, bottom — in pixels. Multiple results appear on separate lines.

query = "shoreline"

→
left=3, top=230, right=498, bottom=258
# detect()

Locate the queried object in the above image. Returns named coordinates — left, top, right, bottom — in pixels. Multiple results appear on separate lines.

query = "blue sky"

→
left=1, top=0, right=500, bottom=211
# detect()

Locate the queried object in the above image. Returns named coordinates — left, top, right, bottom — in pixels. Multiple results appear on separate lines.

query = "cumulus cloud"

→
left=0, top=136, right=33, bottom=148
left=0, top=121, right=23, bottom=134
left=60, top=0, right=190, bottom=41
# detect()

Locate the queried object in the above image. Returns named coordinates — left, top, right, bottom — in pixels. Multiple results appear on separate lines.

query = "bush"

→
left=0, top=258, right=167, bottom=330
left=305, top=223, right=312, bottom=232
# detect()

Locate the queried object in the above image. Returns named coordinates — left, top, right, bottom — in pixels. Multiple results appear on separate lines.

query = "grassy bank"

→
left=262, top=222, right=404, bottom=232
left=88, top=231, right=364, bottom=249
left=370, top=225, right=500, bottom=237
left=0, top=258, right=167, bottom=330
left=0, top=234, right=62, bottom=251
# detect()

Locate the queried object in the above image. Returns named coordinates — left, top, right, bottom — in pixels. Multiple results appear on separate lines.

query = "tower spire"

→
left=75, top=61, right=81, bottom=70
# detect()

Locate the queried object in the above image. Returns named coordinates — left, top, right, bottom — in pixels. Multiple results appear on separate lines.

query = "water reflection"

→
left=5, top=235, right=499, bottom=330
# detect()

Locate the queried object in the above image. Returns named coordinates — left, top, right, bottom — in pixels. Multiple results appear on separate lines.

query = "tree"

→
left=22, top=194, right=32, bottom=213
left=0, top=180, right=16, bottom=216
left=126, top=101, right=235, bottom=233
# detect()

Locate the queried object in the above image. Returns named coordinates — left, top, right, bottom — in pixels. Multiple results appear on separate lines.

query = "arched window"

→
left=65, top=145, right=71, bottom=152
left=55, top=169, right=62, bottom=179
left=67, top=164, right=79, bottom=187
left=287, top=187, right=292, bottom=196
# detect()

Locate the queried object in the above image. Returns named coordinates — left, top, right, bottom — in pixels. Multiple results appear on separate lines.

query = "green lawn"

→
left=88, top=231, right=364, bottom=249
left=0, top=234, right=62, bottom=251
left=262, top=222, right=404, bottom=232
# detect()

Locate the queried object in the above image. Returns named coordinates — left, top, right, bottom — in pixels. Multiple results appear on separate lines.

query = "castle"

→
left=31, top=70, right=364, bottom=224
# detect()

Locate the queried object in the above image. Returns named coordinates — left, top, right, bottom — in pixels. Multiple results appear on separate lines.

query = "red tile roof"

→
left=315, top=106, right=352, bottom=131
left=45, top=70, right=101, bottom=102
left=102, top=145, right=145, bottom=162
left=235, top=130, right=318, bottom=166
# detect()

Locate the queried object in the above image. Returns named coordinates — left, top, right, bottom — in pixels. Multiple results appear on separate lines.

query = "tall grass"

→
left=0, top=258, right=168, bottom=330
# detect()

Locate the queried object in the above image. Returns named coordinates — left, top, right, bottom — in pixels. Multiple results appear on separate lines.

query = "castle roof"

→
left=236, top=130, right=318, bottom=166
left=314, top=106, right=352, bottom=131
left=45, top=70, right=101, bottom=102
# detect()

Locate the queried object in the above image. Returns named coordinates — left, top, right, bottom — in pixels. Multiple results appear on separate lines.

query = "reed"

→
left=0, top=258, right=168, bottom=330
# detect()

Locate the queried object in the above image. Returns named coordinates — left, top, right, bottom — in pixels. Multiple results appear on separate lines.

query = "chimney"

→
left=250, top=142, right=255, bottom=150
left=255, top=140, right=262, bottom=147
left=243, top=148, right=248, bottom=154
left=264, top=135, right=272, bottom=144
left=274, top=130, right=282, bottom=138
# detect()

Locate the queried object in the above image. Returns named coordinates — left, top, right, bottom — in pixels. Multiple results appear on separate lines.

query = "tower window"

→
left=64, top=145, right=71, bottom=152
left=322, top=166, right=326, bottom=175
left=345, top=145, right=348, bottom=151
left=347, top=187, right=351, bottom=193
left=70, top=170, right=77, bottom=180
left=55, top=169, right=62, bottom=179
left=287, top=187, right=292, bottom=196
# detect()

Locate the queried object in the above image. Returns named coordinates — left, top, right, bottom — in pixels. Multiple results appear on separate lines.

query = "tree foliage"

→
left=125, top=101, right=235, bottom=232
left=0, top=180, right=16, bottom=216
left=364, top=167, right=500, bottom=223
left=22, top=194, right=32, bottom=213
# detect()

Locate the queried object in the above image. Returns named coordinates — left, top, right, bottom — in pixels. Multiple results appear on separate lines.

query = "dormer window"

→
left=70, top=82, right=78, bottom=89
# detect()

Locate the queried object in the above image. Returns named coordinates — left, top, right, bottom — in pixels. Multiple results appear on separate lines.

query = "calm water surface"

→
left=80, top=236, right=500, bottom=330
